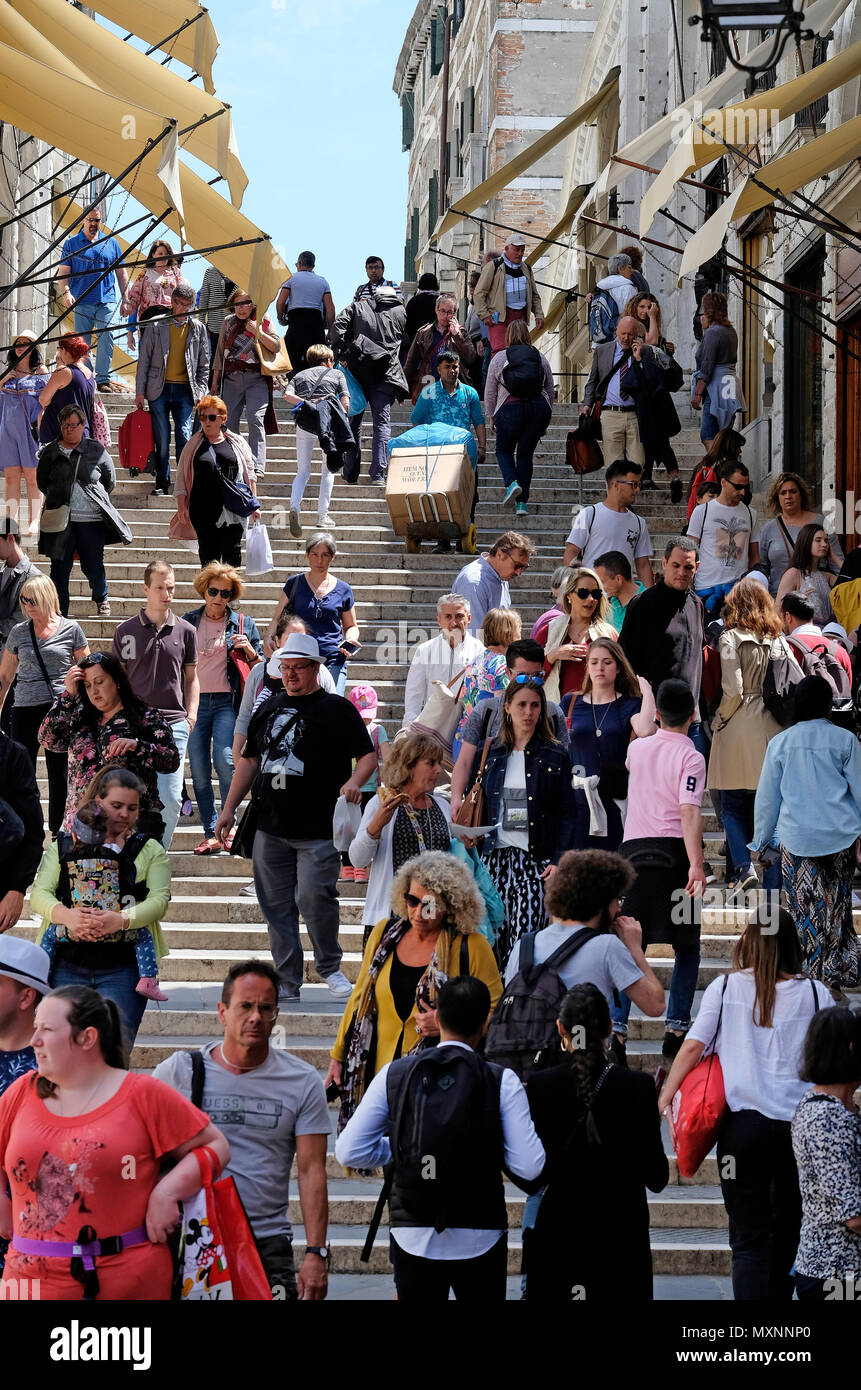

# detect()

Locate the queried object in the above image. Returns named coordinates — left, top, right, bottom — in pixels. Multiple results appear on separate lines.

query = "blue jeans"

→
left=51, top=954, right=146, bottom=1051
left=721, top=788, right=782, bottom=890
left=324, top=656, right=347, bottom=695
left=611, top=942, right=701, bottom=1035
left=688, top=722, right=707, bottom=758
left=252, top=829, right=341, bottom=993
left=696, top=581, right=735, bottom=619
left=350, top=383, right=396, bottom=479
left=700, top=387, right=721, bottom=443
left=520, top=1188, right=544, bottom=1294
left=494, top=397, right=551, bottom=504
left=50, top=520, right=107, bottom=613
left=149, top=382, right=195, bottom=489
left=187, top=693, right=235, bottom=838
left=157, top=717, right=189, bottom=849
left=74, top=299, right=115, bottom=384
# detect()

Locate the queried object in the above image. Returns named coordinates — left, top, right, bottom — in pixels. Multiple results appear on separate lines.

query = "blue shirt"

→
left=281, top=574, right=355, bottom=662
left=61, top=231, right=122, bottom=305
left=410, top=380, right=484, bottom=433
left=603, top=341, right=634, bottom=408
left=281, top=270, right=331, bottom=312
left=453, top=556, right=510, bottom=637
left=753, top=718, right=861, bottom=858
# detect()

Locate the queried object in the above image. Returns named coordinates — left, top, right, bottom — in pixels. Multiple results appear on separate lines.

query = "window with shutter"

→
left=428, top=173, right=439, bottom=237
left=401, top=91, right=415, bottom=151
left=795, top=36, right=830, bottom=127
left=453, top=0, right=465, bottom=35
left=465, top=85, right=475, bottom=135
left=430, top=9, right=445, bottom=75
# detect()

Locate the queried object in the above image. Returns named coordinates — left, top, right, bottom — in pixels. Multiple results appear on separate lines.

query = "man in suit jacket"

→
left=581, top=316, right=678, bottom=470
left=135, top=280, right=210, bottom=495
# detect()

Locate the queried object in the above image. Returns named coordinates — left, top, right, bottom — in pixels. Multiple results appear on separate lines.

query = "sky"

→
left=104, top=0, right=419, bottom=311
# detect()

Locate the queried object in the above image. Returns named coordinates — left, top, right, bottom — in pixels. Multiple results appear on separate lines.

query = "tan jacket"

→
left=474, top=256, right=543, bottom=325
left=707, top=628, right=785, bottom=790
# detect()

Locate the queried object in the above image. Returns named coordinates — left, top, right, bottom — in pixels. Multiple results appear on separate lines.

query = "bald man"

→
left=580, top=315, right=648, bottom=468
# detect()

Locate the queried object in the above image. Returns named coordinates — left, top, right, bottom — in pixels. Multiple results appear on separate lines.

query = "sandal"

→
left=194, top=838, right=223, bottom=855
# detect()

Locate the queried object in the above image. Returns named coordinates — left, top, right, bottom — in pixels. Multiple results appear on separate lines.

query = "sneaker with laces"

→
left=97, top=600, right=111, bottom=617
left=289, top=508, right=302, bottom=538
left=516, top=502, right=528, bottom=516
left=317, top=514, right=335, bottom=528
left=239, top=881, right=257, bottom=897
left=503, top=481, right=522, bottom=508
left=323, top=970, right=353, bottom=1000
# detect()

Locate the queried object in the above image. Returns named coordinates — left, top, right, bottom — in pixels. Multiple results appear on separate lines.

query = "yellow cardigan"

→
left=331, top=920, right=503, bottom=1067
left=31, top=837, right=171, bottom=962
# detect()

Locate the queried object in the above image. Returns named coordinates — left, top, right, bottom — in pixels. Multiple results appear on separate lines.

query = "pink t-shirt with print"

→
left=623, top=728, right=705, bottom=841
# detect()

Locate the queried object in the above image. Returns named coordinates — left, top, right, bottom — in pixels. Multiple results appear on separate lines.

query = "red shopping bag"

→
left=179, top=1145, right=272, bottom=1300
left=670, top=976, right=728, bottom=1178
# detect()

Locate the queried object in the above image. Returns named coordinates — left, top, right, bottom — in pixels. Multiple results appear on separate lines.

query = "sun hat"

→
left=272, top=633, right=322, bottom=666
left=0, top=936, right=51, bottom=994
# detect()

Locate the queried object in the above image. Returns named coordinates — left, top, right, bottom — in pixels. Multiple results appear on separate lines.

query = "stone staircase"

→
left=5, top=394, right=775, bottom=1290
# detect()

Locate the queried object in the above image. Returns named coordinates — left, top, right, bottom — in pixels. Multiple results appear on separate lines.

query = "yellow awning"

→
left=677, top=113, right=861, bottom=280
left=589, top=0, right=853, bottom=209
left=84, top=0, right=219, bottom=94
left=639, top=35, right=861, bottom=235
left=526, top=185, right=590, bottom=266
left=10, top=0, right=246, bottom=206
left=434, top=68, right=621, bottom=239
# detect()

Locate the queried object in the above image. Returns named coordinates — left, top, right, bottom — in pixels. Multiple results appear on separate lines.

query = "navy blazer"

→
left=466, top=733, right=577, bottom=863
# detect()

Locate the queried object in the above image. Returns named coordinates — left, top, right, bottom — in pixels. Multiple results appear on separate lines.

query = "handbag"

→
left=671, top=977, right=727, bottom=1178
left=454, top=737, right=492, bottom=829
left=254, top=318, right=292, bottom=377
left=40, top=448, right=84, bottom=534
left=178, top=1145, right=271, bottom=1301
left=228, top=613, right=253, bottom=694
left=407, top=663, right=470, bottom=761
left=565, top=426, right=604, bottom=475
left=219, top=470, right=259, bottom=518
left=245, top=520, right=274, bottom=576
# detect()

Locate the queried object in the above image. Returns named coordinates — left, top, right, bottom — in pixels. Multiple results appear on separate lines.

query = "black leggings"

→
left=10, top=701, right=67, bottom=836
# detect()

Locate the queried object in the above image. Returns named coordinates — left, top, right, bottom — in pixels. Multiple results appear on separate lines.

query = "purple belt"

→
left=12, top=1224, right=149, bottom=1271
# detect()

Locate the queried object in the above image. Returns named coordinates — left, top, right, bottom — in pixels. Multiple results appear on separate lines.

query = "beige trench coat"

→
left=707, top=628, right=785, bottom=790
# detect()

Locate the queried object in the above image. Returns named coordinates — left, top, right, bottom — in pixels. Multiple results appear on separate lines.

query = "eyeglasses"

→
left=19, top=595, right=37, bottom=606
left=573, top=587, right=602, bottom=601
left=233, top=301, right=253, bottom=309
left=404, top=892, right=435, bottom=911
left=207, top=586, right=232, bottom=599
left=617, top=478, right=640, bottom=488
left=201, top=413, right=224, bottom=422
left=513, top=672, right=544, bottom=685
left=280, top=661, right=314, bottom=673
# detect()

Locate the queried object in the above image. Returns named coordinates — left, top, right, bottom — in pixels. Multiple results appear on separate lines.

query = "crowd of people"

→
left=0, top=227, right=859, bottom=1306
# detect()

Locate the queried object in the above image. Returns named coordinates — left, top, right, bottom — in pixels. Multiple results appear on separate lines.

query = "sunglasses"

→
left=573, top=587, right=602, bottom=601
left=201, top=413, right=224, bottom=422
left=80, top=654, right=106, bottom=669
left=19, top=595, right=37, bottom=606
left=727, top=480, right=747, bottom=491
left=513, top=672, right=544, bottom=685
left=233, top=301, right=253, bottom=309
left=207, top=586, right=232, bottom=599
left=404, top=892, right=435, bottom=911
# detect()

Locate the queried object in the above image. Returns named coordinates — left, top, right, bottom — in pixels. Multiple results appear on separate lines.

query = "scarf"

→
left=338, top=914, right=463, bottom=1134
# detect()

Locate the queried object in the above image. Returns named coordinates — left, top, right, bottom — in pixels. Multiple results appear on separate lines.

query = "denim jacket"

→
left=182, top=605, right=263, bottom=708
left=467, top=734, right=577, bottom=862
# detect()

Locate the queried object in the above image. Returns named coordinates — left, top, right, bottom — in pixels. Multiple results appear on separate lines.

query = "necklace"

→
left=218, top=1042, right=264, bottom=1073
left=55, top=1073, right=110, bottom=1117
left=591, top=693, right=618, bottom=739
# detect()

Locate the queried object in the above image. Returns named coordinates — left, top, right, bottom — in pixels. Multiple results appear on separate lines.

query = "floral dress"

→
left=455, top=649, right=508, bottom=751
left=38, top=693, right=180, bottom=831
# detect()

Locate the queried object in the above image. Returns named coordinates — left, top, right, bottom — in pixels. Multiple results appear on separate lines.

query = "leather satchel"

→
left=254, top=319, right=292, bottom=377
left=566, top=426, right=604, bottom=475
left=454, top=737, right=492, bottom=829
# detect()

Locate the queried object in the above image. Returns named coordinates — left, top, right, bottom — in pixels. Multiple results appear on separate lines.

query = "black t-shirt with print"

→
left=244, top=688, right=373, bottom=840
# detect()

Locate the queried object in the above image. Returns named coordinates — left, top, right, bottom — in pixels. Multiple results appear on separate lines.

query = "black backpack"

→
left=501, top=343, right=545, bottom=400
left=485, top=927, right=596, bottom=1080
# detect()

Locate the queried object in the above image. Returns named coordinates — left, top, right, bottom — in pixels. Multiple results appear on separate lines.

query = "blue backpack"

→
left=588, top=287, right=620, bottom=345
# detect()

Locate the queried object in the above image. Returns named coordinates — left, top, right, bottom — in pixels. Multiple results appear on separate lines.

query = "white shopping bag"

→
left=245, top=521, right=274, bottom=576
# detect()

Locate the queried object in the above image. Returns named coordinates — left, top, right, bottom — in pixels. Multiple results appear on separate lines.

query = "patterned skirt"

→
left=483, top=846, right=549, bottom=974
left=782, top=844, right=861, bottom=988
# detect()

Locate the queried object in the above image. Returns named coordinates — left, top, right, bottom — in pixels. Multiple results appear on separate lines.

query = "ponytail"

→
left=35, top=986, right=129, bottom=1098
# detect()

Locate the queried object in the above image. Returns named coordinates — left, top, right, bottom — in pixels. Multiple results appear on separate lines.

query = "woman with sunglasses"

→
left=535, top=567, right=618, bottom=706
left=211, top=288, right=280, bottom=478
left=0, top=575, right=88, bottom=837
left=465, top=679, right=577, bottom=969
left=182, top=563, right=262, bottom=855
left=325, top=850, right=502, bottom=1132
left=0, top=330, right=49, bottom=534
left=562, top=638, right=656, bottom=852
left=38, top=651, right=179, bottom=838
left=174, top=393, right=260, bottom=568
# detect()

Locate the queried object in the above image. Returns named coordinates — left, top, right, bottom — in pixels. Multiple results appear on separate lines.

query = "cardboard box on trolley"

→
left=385, top=443, right=475, bottom=543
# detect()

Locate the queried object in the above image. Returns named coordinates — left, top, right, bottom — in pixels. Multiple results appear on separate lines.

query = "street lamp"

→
left=690, top=0, right=813, bottom=75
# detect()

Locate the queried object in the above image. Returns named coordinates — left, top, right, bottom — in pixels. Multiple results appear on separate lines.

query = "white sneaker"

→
left=239, top=881, right=257, bottom=897
left=323, top=969, right=353, bottom=999
left=289, top=508, right=302, bottom=538
left=317, top=513, right=335, bottom=528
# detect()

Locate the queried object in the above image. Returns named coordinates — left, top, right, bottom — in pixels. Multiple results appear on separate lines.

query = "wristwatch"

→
left=306, top=1244, right=330, bottom=1262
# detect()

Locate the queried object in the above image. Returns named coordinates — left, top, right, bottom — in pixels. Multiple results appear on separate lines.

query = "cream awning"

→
left=84, top=0, right=219, bottom=94
left=677, top=113, right=861, bottom=280
left=434, top=68, right=620, bottom=239
left=587, top=0, right=854, bottom=211
left=639, top=35, right=861, bottom=235
left=526, top=185, right=590, bottom=266
left=9, top=0, right=246, bottom=206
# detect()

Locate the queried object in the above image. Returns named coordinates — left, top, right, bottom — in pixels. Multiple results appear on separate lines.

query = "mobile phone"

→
left=325, top=1081, right=341, bottom=1103
left=340, top=640, right=362, bottom=657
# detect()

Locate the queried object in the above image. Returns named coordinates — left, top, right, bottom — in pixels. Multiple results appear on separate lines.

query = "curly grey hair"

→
left=390, top=851, right=483, bottom=936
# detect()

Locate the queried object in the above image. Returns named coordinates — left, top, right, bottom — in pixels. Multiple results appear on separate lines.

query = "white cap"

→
left=822, top=621, right=852, bottom=650
left=745, top=570, right=769, bottom=590
left=269, top=633, right=323, bottom=673
left=506, top=233, right=527, bottom=248
left=0, top=937, right=51, bottom=993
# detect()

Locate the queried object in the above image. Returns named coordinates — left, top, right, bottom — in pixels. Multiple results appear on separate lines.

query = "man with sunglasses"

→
left=688, top=459, right=759, bottom=619
left=57, top=206, right=128, bottom=393
left=453, top=530, right=534, bottom=638
left=563, top=459, right=654, bottom=589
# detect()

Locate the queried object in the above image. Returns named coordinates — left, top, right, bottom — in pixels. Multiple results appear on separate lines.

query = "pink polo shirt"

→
left=623, top=728, right=705, bottom=841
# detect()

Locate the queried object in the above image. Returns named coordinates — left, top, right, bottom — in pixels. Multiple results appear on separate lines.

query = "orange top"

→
left=0, top=1071, right=208, bottom=1300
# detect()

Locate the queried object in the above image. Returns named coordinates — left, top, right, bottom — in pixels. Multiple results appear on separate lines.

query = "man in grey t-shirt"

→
left=154, top=960, right=331, bottom=1299
left=503, top=850, right=665, bottom=1059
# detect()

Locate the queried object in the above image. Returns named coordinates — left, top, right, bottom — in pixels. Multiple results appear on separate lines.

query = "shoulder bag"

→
left=29, top=619, right=57, bottom=702
left=228, top=613, right=253, bottom=694
left=39, top=449, right=83, bottom=534
left=454, top=736, right=493, bottom=829
left=407, top=663, right=471, bottom=762
left=671, top=975, right=728, bottom=1178
left=254, top=317, right=292, bottom=377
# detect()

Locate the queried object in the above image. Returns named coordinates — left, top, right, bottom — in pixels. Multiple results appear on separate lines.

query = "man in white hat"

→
left=473, top=234, right=544, bottom=356
left=215, top=634, right=377, bottom=1002
left=0, top=937, right=50, bottom=1093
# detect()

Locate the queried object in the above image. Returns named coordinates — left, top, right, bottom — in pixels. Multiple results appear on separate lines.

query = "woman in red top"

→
left=0, top=986, right=228, bottom=1300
